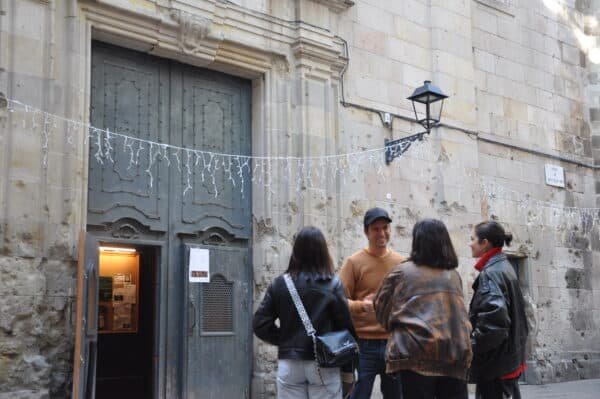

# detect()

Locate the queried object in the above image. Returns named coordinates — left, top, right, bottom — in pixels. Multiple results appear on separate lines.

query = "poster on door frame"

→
left=189, top=248, right=210, bottom=283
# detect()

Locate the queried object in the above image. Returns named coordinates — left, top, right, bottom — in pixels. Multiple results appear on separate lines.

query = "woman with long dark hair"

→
left=253, top=226, right=356, bottom=399
left=468, top=221, right=528, bottom=399
left=374, top=218, right=472, bottom=399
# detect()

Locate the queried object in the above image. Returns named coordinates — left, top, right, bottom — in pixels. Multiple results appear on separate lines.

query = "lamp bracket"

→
left=384, top=131, right=428, bottom=164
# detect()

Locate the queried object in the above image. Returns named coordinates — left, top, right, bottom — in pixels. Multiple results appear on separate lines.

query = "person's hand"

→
left=362, top=293, right=375, bottom=313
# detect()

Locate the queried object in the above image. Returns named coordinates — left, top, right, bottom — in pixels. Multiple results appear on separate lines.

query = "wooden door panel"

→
left=88, top=43, right=169, bottom=232
left=185, top=245, right=251, bottom=399
left=179, top=69, right=252, bottom=240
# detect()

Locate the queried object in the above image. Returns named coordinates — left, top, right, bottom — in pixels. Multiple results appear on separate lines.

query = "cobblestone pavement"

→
left=369, top=377, right=600, bottom=398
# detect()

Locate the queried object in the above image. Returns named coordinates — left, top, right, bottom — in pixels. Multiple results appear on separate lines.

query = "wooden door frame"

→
left=73, top=232, right=166, bottom=399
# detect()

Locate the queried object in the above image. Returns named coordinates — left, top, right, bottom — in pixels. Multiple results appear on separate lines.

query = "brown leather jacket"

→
left=374, top=261, right=473, bottom=380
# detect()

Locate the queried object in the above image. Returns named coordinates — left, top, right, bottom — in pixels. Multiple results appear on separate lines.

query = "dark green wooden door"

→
left=89, top=42, right=252, bottom=399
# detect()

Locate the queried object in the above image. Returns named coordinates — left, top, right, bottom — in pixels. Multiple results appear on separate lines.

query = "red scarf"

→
left=474, top=246, right=526, bottom=379
left=474, top=247, right=502, bottom=271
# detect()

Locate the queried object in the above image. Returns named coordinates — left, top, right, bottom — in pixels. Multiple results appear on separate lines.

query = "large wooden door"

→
left=87, top=42, right=252, bottom=398
left=184, top=244, right=251, bottom=399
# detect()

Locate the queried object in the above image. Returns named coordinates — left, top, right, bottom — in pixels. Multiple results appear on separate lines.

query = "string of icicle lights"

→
left=4, top=98, right=600, bottom=237
left=5, top=99, right=426, bottom=198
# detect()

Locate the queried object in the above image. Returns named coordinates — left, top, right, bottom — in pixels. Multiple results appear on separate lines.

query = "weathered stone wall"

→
left=0, top=0, right=86, bottom=397
left=0, top=0, right=598, bottom=398
left=470, top=0, right=600, bottom=382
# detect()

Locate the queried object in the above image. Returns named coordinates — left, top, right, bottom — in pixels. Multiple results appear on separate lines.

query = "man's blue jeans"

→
left=350, top=338, right=402, bottom=399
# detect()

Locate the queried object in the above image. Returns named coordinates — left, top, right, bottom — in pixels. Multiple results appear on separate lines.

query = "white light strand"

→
left=5, top=97, right=600, bottom=241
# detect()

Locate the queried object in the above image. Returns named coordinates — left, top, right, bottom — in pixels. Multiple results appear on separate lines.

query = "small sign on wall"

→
left=189, top=248, right=210, bottom=283
left=545, top=164, right=565, bottom=188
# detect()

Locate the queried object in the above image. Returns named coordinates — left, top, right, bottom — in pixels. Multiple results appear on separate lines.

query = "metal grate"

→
left=201, top=274, right=234, bottom=333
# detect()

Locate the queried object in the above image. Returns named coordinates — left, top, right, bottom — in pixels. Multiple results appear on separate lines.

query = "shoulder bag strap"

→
left=282, top=274, right=342, bottom=393
left=283, top=273, right=316, bottom=337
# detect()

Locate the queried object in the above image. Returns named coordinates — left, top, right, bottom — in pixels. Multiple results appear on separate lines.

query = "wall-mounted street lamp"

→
left=385, top=80, right=448, bottom=164
left=408, top=80, right=448, bottom=132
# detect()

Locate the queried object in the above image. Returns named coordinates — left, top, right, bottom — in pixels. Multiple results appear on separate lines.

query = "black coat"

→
left=253, top=272, right=356, bottom=360
left=468, top=253, right=529, bottom=382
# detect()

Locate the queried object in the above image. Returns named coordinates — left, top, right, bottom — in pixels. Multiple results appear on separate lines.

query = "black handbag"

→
left=283, top=274, right=359, bottom=368
left=315, top=330, right=359, bottom=368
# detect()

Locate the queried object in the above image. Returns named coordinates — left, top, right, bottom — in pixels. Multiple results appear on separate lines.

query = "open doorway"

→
left=95, top=244, right=158, bottom=399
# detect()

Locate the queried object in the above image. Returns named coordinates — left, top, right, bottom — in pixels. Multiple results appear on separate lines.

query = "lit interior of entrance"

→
left=96, top=245, right=157, bottom=399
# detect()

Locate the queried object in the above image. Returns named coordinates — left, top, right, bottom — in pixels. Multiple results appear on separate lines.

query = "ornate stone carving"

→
left=170, top=9, right=214, bottom=55
left=178, top=227, right=237, bottom=245
left=103, top=218, right=163, bottom=239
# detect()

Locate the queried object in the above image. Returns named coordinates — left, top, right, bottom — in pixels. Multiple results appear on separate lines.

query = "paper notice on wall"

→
left=189, top=248, right=210, bottom=283
left=113, top=284, right=136, bottom=304
left=113, top=303, right=133, bottom=330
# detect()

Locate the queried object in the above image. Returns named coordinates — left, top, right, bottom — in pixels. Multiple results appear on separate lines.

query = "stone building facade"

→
left=0, top=0, right=598, bottom=398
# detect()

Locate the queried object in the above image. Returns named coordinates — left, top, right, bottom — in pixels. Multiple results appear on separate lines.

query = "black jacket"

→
left=253, top=272, right=356, bottom=360
left=468, top=253, right=529, bottom=382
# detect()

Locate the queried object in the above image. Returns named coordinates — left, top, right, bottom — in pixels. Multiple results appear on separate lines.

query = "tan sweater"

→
left=339, top=248, right=406, bottom=339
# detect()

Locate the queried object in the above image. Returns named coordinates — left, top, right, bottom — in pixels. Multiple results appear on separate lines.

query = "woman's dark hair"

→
left=474, top=220, right=513, bottom=248
left=286, top=226, right=334, bottom=278
left=410, top=219, right=458, bottom=270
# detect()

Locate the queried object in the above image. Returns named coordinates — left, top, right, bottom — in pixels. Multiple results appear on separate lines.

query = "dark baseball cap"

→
left=363, top=207, right=392, bottom=228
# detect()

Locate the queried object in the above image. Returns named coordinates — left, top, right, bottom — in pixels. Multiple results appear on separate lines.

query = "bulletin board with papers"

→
left=98, top=252, right=140, bottom=333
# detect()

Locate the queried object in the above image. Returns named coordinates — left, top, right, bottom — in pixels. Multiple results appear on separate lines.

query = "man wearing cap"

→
left=339, top=207, right=406, bottom=399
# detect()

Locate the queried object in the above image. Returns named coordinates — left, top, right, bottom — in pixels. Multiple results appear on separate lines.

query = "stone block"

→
left=388, top=37, right=430, bottom=70
left=472, top=5, right=498, bottom=35
left=353, top=24, right=387, bottom=56
left=497, top=17, right=521, bottom=44
left=393, top=17, right=430, bottom=49
left=430, top=5, right=471, bottom=38
left=536, top=88, right=554, bottom=111
left=431, top=0, right=471, bottom=18
left=0, top=257, right=44, bottom=297
left=478, top=154, right=497, bottom=174
left=475, top=70, right=487, bottom=91
left=355, top=76, right=389, bottom=103
left=525, top=67, right=552, bottom=93
left=496, top=57, right=525, bottom=82
left=433, top=50, right=474, bottom=79
left=531, top=50, right=555, bottom=74
left=403, top=0, right=428, bottom=26
left=5, top=35, right=45, bottom=78
left=524, top=27, right=546, bottom=56
left=476, top=105, right=492, bottom=133
left=485, top=73, right=509, bottom=97
left=432, top=27, right=473, bottom=59
left=11, top=1, right=46, bottom=41
left=356, top=2, right=394, bottom=34
left=503, top=98, right=528, bottom=121
left=443, top=97, right=477, bottom=126
left=474, top=49, right=496, bottom=74
left=561, top=42, right=581, bottom=65
left=565, top=78, right=582, bottom=101
left=402, top=64, right=430, bottom=89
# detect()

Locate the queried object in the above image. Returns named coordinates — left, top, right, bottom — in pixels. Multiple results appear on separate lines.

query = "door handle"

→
left=188, top=300, right=196, bottom=335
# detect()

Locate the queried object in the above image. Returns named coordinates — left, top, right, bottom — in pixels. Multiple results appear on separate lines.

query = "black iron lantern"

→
left=384, top=80, right=448, bottom=164
left=407, top=80, right=448, bottom=133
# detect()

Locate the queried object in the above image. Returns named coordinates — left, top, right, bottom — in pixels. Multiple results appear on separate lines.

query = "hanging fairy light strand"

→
left=5, top=98, right=427, bottom=200
left=4, top=97, right=600, bottom=237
